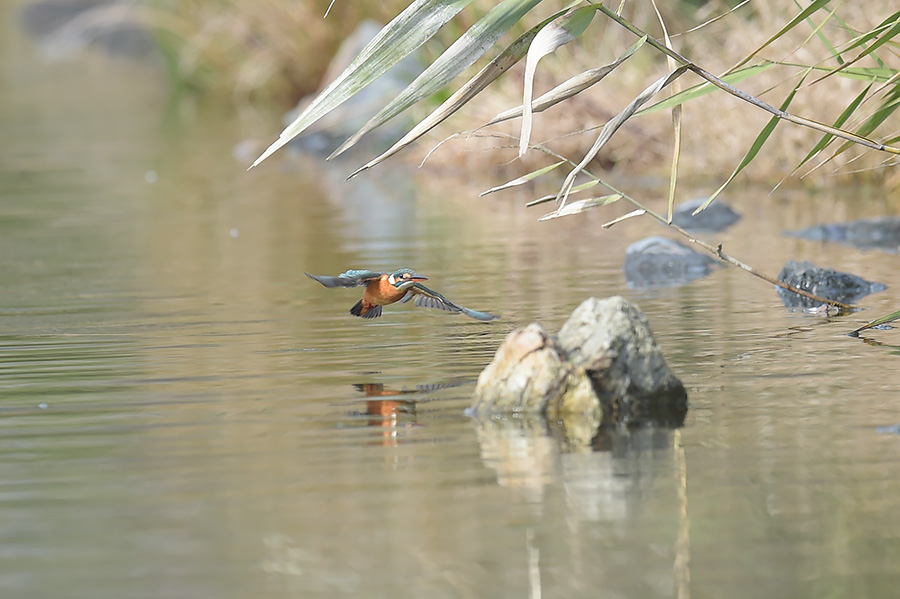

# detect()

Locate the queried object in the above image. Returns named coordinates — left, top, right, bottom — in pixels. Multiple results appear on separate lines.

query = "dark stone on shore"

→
left=471, top=297, right=687, bottom=429
left=20, top=0, right=157, bottom=59
left=623, top=236, right=720, bottom=288
left=671, top=198, right=741, bottom=232
left=784, top=216, right=900, bottom=253
left=777, top=259, right=886, bottom=308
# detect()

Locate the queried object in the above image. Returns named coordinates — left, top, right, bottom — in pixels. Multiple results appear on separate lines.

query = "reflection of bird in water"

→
left=351, top=381, right=469, bottom=446
left=306, top=268, right=499, bottom=321
left=352, top=383, right=417, bottom=447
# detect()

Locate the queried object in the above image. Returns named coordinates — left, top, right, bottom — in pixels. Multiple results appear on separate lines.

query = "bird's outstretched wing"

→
left=305, top=270, right=383, bottom=288
left=401, top=283, right=499, bottom=321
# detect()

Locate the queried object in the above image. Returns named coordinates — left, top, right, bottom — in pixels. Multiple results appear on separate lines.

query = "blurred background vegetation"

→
left=22, top=0, right=900, bottom=187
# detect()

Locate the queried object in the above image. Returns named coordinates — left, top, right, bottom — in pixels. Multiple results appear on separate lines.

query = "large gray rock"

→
left=777, top=259, right=886, bottom=309
left=471, top=297, right=687, bottom=428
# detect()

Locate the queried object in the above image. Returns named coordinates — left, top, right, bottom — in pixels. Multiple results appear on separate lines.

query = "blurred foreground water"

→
left=2, top=5, right=900, bottom=598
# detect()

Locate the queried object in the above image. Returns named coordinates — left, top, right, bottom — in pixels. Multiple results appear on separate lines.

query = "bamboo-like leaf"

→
left=812, top=10, right=900, bottom=84
left=731, top=0, right=832, bottom=71
left=801, top=3, right=842, bottom=65
left=601, top=208, right=645, bottom=228
left=650, top=0, right=680, bottom=223
left=538, top=194, right=622, bottom=221
left=484, top=36, right=645, bottom=127
left=249, top=0, right=475, bottom=168
left=347, top=5, right=580, bottom=179
left=481, top=161, right=566, bottom=196
left=794, top=79, right=874, bottom=171
left=526, top=179, right=599, bottom=206
left=849, top=309, right=900, bottom=337
left=331, top=0, right=543, bottom=159
left=693, top=70, right=809, bottom=215
left=554, top=67, right=689, bottom=214
left=774, top=62, right=896, bottom=83
left=827, top=86, right=900, bottom=163
left=519, top=6, right=596, bottom=157
left=597, top=4, right=900, bottom=157
left=636, top=63, right=773, bottom=116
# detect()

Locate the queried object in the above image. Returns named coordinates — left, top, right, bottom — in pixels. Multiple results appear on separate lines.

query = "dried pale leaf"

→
left=519, top=6, right=595, bottom=157
left=250, top=0, right=474, bottom=168
left=481, top=161, right=566, bottom=196
left=485, top=36, right=645, bottom=127
left=556, top=67, right=688, bottom=211
left=526, top=179, right=599, bottom=206
left=602, top=209, right=646, bottom=228
left=332, top=0, right=543, bottom=159
left=538, top=194, right=622, bottom=221
left=347, top=6, right=578, bottom=178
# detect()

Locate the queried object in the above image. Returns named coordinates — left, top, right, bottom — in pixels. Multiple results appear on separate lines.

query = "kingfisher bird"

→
left=305, top=268, right=499, bottom=321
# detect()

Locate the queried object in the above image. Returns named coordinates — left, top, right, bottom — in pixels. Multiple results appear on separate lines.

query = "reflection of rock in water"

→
left=671, top=197, right=741, bottom=232
left=623, top=236, right=721, bottom=288
left=784, top=216, right=900, bottom=253
left=777, top=259, right=886, bottom=309
left=474, top=416, right=678, bottom=523
left=562, top=428, right=676, bottom=523
left=474, top=418, right=558, bottom=505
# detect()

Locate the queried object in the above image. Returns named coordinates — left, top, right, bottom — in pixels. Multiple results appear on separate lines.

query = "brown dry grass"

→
left=415, top=0, right=900, bottom=188
left=157, top=0, right=900, bottom=187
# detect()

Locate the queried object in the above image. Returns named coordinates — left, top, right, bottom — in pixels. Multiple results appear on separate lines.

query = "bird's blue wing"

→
left=409, top=283, right=499, bottom=321
left=305, top=270, right=383, bottom=288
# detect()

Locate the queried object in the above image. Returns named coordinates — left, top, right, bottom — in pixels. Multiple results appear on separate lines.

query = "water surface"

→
left=2, top=7, right=900, bottom=598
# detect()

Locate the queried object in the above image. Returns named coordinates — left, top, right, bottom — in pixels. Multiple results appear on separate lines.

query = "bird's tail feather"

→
left=350, top=300, right=381, bottom=319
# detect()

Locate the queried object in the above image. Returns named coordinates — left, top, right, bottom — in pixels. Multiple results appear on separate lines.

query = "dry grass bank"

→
left=158, top=0, right=900, bottom=188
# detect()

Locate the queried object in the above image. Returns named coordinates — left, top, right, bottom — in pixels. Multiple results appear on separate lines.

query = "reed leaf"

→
left=331, top=0, right=543, bottom=159
left=538, top=194, right=622, bottom=221
left=481, top=161, right=566, bottom=196
left=731, top=0, right=832, bottom=71
left=693, top=70, right=809, bottom=215
left=793, top=79, right=874, bottom=172
left=812, top=10, right=900, bottom=84
left=636, top=63, right=773, bottom=116
left=849, top=309, right=900, bottom=337
left=347, top=5, right=581, bottom=179
left=484, top=36, right=645, bottom=127
left=519, top=6, right=595, bottom=157
left=250, top=0, right=475, bottom=168
left=553, top=67, right=689, bottom=214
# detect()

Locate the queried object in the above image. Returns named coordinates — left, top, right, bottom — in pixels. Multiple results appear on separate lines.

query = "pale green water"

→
left=2, top=5, right=900, bottom=599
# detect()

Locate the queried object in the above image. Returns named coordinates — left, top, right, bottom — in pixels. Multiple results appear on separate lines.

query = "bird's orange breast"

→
left=362, top=275, right=407, bottom=306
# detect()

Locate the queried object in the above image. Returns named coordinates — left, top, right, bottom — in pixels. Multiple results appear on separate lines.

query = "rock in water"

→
left=623, top=236, right=720, bottom=288
left=671, top=197, right=741, bottom=232
left=472, top=297, right=687, bottom=428
left=777, top=259, right=886, bottom=308
left=783, top=216, right=900, bottom=253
